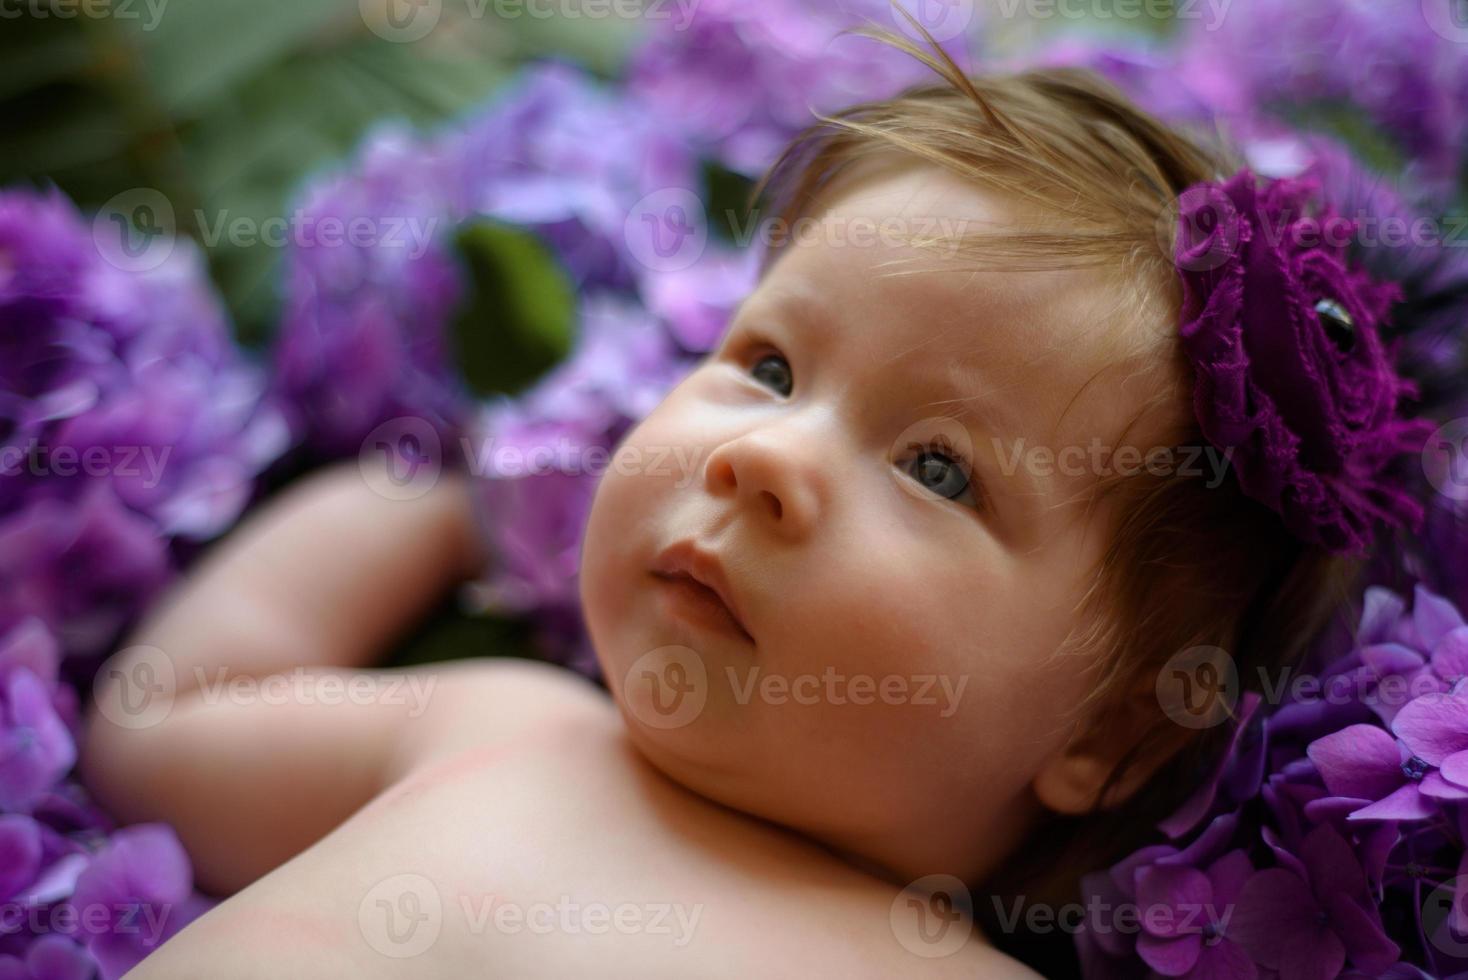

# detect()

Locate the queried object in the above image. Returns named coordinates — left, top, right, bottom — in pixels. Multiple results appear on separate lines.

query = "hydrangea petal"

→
left=1348, top=782, right=1435, bottom=820
left=0, top=814, right=42, bottom=899
left=1137, top=930, right=1203, bottom=976
left=1414, top=583, right=1465, bottom=649
left=1306, top=723, right=1403, bottom=799
left=1325, top=892, right=1400, bottom=975
left=1137, top=864, right=1213, bottom=939
left=1432, top=627, right=1468, bottom=682
left=1419, top=771, right=1468, bottom=800
left=1391, top=692, right=1468, bottom=765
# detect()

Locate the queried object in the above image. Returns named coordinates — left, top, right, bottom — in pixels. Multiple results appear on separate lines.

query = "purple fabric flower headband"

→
left=1173, top=167, right=1435, bottom=555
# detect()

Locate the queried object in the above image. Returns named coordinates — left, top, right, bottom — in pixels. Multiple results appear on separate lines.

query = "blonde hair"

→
left=749, top=22, right=1362, bottom=957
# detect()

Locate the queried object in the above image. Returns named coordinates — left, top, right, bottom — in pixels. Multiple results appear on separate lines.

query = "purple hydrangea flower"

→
left=1308, top=722, right=1444, bottom=822
left=1086, top=585, right=1468, bottom=976
left=1134, top=849, right=1257, bottom=979
left=451, top=61, right=697, bottom=291
left=68, top=824, right=211, bottom=980
left=0, top=933, right=94, bottom=980
left=1177, top=0, right=1468, bottom=189
left=0, top=188, right=287, bottom=659
left=463, top=294, right=696, bottom=675
left=628, top=0, right=977, bottom=176
left=1230, top=823, right=1400, bottom=979
left=0, top=483, right=173, bottom=661
left=272, top=125, right=469, bottom=458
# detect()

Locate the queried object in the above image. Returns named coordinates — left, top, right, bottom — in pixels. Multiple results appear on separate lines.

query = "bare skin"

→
left=81, top=464, right=1034, bottom=978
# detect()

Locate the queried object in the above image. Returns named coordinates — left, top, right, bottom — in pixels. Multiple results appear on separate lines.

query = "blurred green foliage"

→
left=0, top=0, right=639, bottom=348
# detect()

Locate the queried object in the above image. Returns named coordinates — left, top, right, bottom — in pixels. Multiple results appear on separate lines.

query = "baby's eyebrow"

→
left=753, top=283, right=1057, bottom=510
left=750, top=286, right=844, bottom=347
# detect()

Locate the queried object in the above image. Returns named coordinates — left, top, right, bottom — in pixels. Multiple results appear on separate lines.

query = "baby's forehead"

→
left=745, top=167, right=1183, bottom=467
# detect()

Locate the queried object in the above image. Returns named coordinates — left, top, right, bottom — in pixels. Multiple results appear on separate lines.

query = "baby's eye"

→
left=902, top=434, right=982, bottom=510
left=749, top=352, right=793, bottom=397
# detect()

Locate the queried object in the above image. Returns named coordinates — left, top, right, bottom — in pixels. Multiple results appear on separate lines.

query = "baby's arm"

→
left=80, top=458, right=489, bottom=895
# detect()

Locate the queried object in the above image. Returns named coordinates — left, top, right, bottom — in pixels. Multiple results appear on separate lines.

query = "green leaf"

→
left=449, top=219, right=578, bottom=398
left=702, top=160, right=757, bottom=246
left=127, top=0, right=346, bottom=117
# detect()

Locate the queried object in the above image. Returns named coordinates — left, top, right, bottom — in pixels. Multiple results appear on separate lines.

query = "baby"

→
left=79, top=32, right=1369, bottom=980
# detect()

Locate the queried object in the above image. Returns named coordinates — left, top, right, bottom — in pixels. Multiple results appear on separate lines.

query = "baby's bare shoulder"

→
left=382, top=655, right=619, bottom=780
left=131, top=661, right=1030, bottom=978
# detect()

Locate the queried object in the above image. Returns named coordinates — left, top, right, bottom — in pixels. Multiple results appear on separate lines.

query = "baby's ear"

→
left=1030, top=668, right=1202, bottom=816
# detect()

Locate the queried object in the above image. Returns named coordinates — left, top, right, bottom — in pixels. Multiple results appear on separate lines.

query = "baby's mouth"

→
left=650, top=571, right=755, bottom=645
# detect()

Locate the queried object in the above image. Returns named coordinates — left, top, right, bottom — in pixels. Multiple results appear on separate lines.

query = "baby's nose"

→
left=703, top=426, right=824, bottom=539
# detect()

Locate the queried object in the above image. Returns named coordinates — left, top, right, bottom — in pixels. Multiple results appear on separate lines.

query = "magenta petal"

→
left=1348, top=783, right=1437, bottom=821
left=1358, top=823, right=1401, bottom=888
left=24, top=934, right=93, bottom=980
left=1415, top=583, right=1465, bottom=649
left=1361, top=642, right=1427, bottom=676
left=1230, top=869, right=1318, bottom=966
left=1306, top=724, right=1403, bottom=800
left=0, top=814, right=42, bottom=899
left=1443, top=750, right=1468, bottom=788
left=1207, top=850, right=1255, bottom=910
left=1137, top=865, right=1212, bottom=938
left=1190, top=939, right=1259, bottom=980
left=1326, top=893, right=1400, bottom=974
left=1138, top=930, right=1203, bottom=976
left=1359, top=586, right=1407, bottom=644
left=1432, top=627, right=1468, bottom=681
left=1420, top=771, right=1468, bottom=800
left=1391, top=692, right=1468, bottom=765
left=1305, top=796, right=1374, bottom=822
left=1299, top=825, right=1368, bottom=903
left=1278, top=928, right=1345, bottom=980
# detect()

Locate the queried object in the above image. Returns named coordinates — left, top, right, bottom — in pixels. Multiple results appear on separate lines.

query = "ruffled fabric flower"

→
left=1174, top=168, right=1435, bottom=554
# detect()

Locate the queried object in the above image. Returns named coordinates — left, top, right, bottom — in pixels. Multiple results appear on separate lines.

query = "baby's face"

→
left=580, top=160, right=1167, bottom=882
